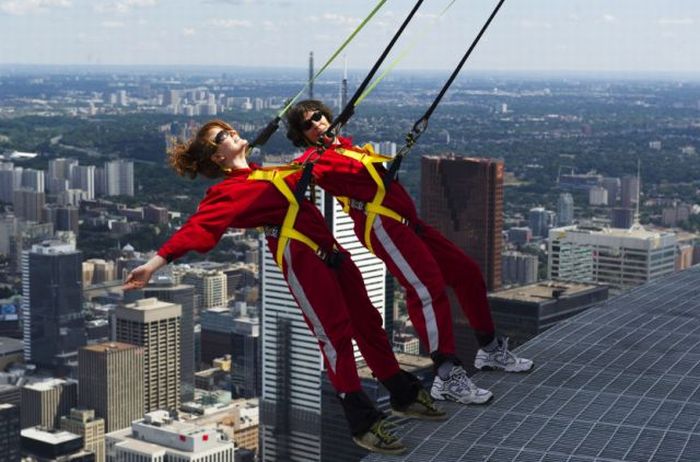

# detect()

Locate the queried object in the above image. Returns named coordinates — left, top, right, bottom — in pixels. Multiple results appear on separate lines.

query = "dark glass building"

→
left=22, top=241, right=86, bottom=370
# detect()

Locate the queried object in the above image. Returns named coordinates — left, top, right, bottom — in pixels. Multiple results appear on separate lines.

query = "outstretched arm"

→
left=123, top=255, right=167, bottom=291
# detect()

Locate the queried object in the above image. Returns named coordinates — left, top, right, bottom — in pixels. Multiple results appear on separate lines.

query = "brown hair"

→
left=285, top=99, right=334, bottom=148
left=167, top=120, right=234, bottom=179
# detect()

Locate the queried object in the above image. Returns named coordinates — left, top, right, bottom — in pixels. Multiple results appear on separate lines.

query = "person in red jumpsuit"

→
left=122, top=120, right=445, bottom=455
left=285, top=100, right=533, bottom=406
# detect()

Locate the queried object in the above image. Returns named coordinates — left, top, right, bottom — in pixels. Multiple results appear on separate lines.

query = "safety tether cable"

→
left=247, top=0, right=388, bottom=150
left=383, top=0, right=506, bottom=189
left=294, top=0, right=426, bottom=201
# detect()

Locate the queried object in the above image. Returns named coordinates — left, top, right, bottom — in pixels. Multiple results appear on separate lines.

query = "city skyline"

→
left=0, top=0, right=699, bottom=75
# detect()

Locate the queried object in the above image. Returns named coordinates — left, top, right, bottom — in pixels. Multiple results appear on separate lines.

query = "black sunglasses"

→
left=214, top=129, right=232, bottom=145
left=301, top=111, right=323, bottom=131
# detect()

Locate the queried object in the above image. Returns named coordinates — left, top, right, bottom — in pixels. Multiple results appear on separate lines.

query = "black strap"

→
left=294, top=0, right=425, bottom=201
left=326, top=0, right=425, bottom=137
left=383, top=0, right=506, bottom=189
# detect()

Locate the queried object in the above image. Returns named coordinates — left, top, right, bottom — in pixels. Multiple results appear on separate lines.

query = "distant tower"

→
left=633, top=159, right=642, bottom=227
left=309, top=51, right=314, bottom=99
left=115, top=298, right=181, bottom=413
left=60, top=408, right=106, bottom=462
left=20, top=379, right=77, bottom=429
left=340, top=55, right=348, bottom=109
left=557, top=193, right=574, bottom=226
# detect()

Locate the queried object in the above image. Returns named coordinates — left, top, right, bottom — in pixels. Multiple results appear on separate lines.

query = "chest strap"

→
left=248, top=166, right=321, bottom=268
left=335, top=144, right=409, bottom=254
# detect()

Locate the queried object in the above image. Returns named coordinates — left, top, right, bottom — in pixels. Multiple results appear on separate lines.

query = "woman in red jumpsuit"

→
left=285, top=100, right=533, bottom=406
left=122, top=120, right=444, bottom=455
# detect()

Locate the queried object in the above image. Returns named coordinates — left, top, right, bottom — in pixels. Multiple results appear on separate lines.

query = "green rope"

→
left=278, top=0, right=388, bottom=118
left=355, top=0, right=457, bottom=107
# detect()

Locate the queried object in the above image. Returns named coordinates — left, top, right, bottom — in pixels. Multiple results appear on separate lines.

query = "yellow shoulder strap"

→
left=335, top=146, right=398, bottom=254
left=248, top=167, right=320, bottom=267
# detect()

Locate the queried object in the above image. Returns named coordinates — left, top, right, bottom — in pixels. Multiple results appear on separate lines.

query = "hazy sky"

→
left=1, top=0, right=699, bottom=74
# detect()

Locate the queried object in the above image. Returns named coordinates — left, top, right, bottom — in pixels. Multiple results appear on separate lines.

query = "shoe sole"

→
left=430, top=391, right=494, bottom=405
left=392, top=408, right=448, bottom=421
left=352, top=438, right=407, bottom=455
left=475, top=363, right=535, bottom=373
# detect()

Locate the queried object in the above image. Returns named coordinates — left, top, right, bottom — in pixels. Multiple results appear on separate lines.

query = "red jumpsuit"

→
left=295, top=137, right=496, bottom=357
left=158, top=165, right=400, bottom=394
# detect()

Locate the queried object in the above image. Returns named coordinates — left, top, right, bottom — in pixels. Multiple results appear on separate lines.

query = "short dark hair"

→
left=285, top=99, right=334, bottom=148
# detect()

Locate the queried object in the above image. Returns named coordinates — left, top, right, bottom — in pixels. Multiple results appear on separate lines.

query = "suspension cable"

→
left=294, top=0, right=426, bottom=201
left=383, top=0, right=506, bottom=188
left=248, top=0, right=388, bottom=150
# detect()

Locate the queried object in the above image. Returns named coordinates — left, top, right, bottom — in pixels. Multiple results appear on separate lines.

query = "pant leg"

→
left=333, top=247, right=402, bottom=382
left=279, top=240, right=362, bottom=394
left=416, top=219, right=495, bottom=345
left=350, top=210, right=456, bottom=357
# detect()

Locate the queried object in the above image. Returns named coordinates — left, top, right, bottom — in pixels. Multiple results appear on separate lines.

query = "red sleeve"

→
left=157, top=185, right=236, bottom=262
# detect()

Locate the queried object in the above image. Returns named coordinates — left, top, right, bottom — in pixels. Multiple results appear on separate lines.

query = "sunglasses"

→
left=213, top=129, right=233, bottom=145
left=301, top=111, right=323, bottom=131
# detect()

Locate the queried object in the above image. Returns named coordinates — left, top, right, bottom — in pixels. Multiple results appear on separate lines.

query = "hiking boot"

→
left=392, top=388, right=447, bottom=421
left=430, top=365, right=493, bottom=404
left=352, top=419, right=406, bottom=455
left=474, top=336, right=533, bottom=372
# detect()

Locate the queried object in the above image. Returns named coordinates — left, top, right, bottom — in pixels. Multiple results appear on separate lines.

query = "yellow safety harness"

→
left=335, top=144, right=409, bottom=254
left=247, top=166, right=325, bottom=268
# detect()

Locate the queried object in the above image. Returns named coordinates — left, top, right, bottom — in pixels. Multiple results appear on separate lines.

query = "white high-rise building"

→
left=548, top=225, right=677, bottom=294
left=0, top=162, right=22, bottom=203
left=260, top=188, right=387, bottom=462
left=105, top=159, right=134, bottom=196
left=557, top=193, right=574, bottom=226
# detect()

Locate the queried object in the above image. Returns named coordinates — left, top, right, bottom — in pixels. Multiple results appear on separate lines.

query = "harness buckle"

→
left=349, top=199, right=366, bottom=211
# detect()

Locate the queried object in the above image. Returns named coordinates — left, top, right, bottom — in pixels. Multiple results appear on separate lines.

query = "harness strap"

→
left=336, top=144, right=408, bottom=253
left=247, top=167, right=321, bottom=268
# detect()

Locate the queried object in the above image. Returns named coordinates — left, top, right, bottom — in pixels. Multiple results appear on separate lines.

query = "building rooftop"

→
left=490, top=281, right=604, bottom=303
left=21, top=427, right=80, bottom=444
left=0, top=336, right=23, bottom=356
left=365, top=265, right=700, bottom=462
left=81, top=341, right=140, bottom=353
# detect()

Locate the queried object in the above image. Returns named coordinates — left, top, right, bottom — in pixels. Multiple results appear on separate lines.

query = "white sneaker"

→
left=430, top=365, right=493, bottom=404
left=474, top=336, right=533, bottom=372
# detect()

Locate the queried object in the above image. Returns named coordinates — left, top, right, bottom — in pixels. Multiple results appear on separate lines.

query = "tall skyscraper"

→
left=143, top=281, right=196, bottom=402
left=60, top=408, right=105, bottom=462
left=22, top=241, right=86, bottom=368
left=48, top=158, right=78, bottom=187
left=78, top=342, right=144, bottom=433
left=115, top=298, right=181, bottom=413
left=260, top=189, right=387, bottom=462
left=13, top=189, right=45, bottom=223
left=421, top=154, right=505, bottom=369
left=104, top=159, right=134, bottom=197
left=20, top=379, right=77, bottom=429
left=421, top=154, right=504, bottom=291
left=601, top=177, right=620, bottom=204
left=557, top=193, right=574, bottom=226
left=0, top=404, right=21, bottom=461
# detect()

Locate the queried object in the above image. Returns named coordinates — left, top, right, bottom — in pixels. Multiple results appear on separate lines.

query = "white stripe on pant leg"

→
left=284, top=245, right=339, bottom=373
left=372, top=217, right=439, bottom=352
